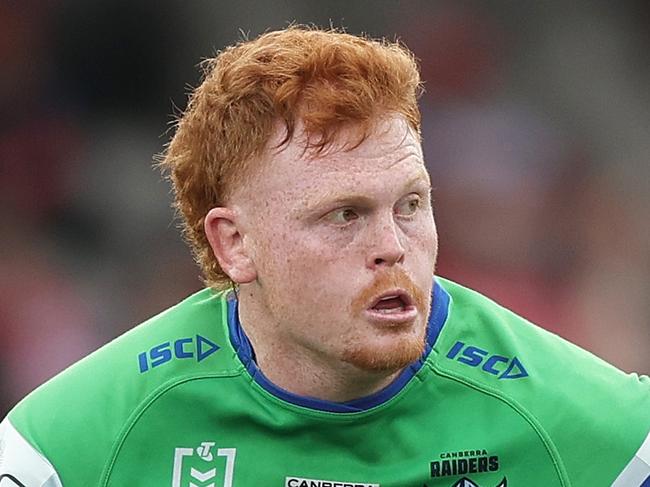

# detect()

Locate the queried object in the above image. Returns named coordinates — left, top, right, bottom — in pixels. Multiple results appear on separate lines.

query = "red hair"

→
left=161, top=26, right=422, bottom=289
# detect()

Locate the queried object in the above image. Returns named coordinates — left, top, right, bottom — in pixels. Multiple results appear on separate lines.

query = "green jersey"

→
left=1, top=277, right=649, bottom=486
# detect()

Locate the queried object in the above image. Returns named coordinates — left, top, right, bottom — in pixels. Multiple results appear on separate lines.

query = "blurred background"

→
left=1, top=0, right=649, bottom=416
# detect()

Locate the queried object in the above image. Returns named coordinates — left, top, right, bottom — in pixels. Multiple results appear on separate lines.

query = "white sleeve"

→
left=611, top=429, right=650, bottom=486
left=0, top=418, right=63, bottom=487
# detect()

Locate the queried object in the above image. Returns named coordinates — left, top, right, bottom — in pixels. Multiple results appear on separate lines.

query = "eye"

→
left=395, top=194, right=421, bottom=217
left=324, top=207, right=359, bottom=225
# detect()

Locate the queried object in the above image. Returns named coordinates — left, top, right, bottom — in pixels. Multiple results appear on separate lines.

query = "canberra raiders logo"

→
left=449, top=477, right=507, bottom=487
left=172, top=441, right=236, bottom=487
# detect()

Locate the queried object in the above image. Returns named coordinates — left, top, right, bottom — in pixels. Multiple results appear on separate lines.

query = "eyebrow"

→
left=308, top=171, right=431, bottom=210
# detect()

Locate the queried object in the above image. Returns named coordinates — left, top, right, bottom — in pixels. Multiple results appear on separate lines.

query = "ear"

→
left=204, top=207, right=257, bottom=285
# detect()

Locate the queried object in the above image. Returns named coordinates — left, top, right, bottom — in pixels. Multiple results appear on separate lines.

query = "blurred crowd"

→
left=1, top=1, right=649, bottom=416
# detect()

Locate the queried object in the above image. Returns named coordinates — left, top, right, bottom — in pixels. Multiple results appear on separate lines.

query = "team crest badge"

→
left=172, top=441, right=237, bottom=487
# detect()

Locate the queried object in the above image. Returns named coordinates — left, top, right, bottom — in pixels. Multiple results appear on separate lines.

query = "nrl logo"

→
left=450, top=477, right=507, bottom=487
left=172, top=441, right=237, bottom=487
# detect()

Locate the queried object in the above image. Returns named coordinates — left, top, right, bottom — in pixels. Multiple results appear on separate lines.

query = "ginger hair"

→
left=160, top=26, right=423, bottom=290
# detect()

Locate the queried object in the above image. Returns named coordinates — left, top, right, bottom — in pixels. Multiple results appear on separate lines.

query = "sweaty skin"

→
left=205, top=114, right=438, bottom=402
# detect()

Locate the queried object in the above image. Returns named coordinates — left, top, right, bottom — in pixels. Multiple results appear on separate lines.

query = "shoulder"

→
left=433, top=277, right=650, bottom=484
left=3, top=288, right=242, bottom=486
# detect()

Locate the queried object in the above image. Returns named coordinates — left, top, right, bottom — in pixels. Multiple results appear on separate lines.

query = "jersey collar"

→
left=227, top=278, right=450, bottom=413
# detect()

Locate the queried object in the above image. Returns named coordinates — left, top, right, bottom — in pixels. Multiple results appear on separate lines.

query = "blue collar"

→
left=227, top=279, right=450, bottom=413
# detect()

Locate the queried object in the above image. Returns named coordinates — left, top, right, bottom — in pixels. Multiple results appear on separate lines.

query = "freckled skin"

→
left=220, top=115, right=438, bottom=402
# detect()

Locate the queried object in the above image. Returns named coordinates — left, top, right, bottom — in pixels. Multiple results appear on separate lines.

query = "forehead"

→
left=243, top=115, right=428, bottom=202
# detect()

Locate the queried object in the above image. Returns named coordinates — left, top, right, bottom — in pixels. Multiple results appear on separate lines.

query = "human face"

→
left=234, top=115, right=438, bottom=373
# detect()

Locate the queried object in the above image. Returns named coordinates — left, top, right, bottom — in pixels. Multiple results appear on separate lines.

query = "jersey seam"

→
left=429, top=361, right=571, bottom=487
left=99, top=369, right=244, bottom=486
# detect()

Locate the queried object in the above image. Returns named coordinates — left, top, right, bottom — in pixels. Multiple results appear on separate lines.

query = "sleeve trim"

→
left=612, top=429, right=650, bottom=486
left=0, top=418, right=63, bottom=487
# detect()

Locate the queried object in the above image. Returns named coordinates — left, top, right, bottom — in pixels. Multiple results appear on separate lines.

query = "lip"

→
left=363, top=306, right=418, bottom=325
left=369, top=289, right=414, bottom=308
left=364, top=289, right=418, bottom=325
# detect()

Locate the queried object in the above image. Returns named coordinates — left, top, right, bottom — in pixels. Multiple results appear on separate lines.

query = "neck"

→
left=236, top=292, right=402, bottom=403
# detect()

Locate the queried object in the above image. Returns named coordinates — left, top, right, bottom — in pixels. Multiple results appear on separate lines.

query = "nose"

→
left=365, top=215, right=406, bottom=269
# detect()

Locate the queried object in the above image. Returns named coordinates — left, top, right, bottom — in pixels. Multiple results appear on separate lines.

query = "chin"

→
left=340, top=326, right=427, bottom=373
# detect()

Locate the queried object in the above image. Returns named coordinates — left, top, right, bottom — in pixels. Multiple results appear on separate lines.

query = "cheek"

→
left=248, top=218, right=294, bottom=277
left=253, top=224, right=340, bottom=289
left=428, top=217, right=439, bottom=256
left=407, top=213, right=438, bottom=250
left=274, top=233, right=359, bottom=305
left=259, top=237, right=296, bottom=279
left=406, top=216, right=439, bottom=275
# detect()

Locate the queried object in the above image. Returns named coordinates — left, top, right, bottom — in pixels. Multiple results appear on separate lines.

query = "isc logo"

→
left=446, top=341, right=528, bottom=380
left=138, top=335, right=220, bottom=373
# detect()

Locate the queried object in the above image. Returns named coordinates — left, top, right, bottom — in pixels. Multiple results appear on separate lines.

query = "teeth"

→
left=374, top=308, right=399, bottom=314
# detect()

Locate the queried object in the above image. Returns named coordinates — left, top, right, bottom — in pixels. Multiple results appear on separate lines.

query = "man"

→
left=1, top=27, right=648, bottom=487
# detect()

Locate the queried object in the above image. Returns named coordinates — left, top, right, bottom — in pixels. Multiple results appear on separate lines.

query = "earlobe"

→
left=204, top=208, right=257, bottom=284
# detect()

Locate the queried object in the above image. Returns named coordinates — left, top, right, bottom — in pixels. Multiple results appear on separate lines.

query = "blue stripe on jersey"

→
left=227, top=278, right=451, bottom=413
left=641, top=475, right=650, bottom=487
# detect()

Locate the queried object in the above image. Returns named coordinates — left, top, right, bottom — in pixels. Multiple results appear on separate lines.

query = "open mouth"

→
left=365, top=291, right=418, bottom=323
left=370, top=292, right=413, bottom=313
